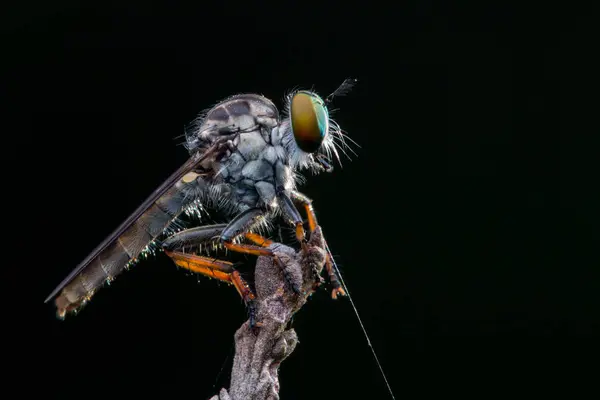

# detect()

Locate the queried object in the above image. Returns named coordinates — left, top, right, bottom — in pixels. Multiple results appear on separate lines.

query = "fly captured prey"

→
left=45, top=79, right=358, bottom=319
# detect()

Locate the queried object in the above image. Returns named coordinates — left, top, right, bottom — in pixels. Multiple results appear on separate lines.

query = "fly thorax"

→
left=235, top=131, right=268, bottom=160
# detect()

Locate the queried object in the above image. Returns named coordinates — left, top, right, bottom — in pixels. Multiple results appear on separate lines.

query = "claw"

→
left=331, top=287, right=346, bottom=299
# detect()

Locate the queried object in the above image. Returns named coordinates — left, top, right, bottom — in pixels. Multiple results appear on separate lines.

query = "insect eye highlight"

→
left=290, top=92, right=328, bottom=153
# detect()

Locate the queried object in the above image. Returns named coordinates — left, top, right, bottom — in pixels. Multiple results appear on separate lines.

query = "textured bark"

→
left=209, top=227, right=328, bottom=400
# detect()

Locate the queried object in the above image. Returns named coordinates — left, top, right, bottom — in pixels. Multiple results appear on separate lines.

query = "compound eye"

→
left=290, top=92, right=328, bottom=153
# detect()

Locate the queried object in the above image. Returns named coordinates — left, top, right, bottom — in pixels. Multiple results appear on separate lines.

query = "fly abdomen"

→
left=54, top=174, right=207, bottom=318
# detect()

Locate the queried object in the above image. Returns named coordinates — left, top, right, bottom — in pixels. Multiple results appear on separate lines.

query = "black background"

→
left=2, top=1, right=598, bottom=399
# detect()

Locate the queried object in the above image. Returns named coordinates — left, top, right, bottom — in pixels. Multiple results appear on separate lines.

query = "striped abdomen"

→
left=55, top=175, right=206, bottom=317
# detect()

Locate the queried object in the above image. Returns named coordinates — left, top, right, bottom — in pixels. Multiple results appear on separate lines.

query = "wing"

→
left=45, top=143, right=223, bottom=317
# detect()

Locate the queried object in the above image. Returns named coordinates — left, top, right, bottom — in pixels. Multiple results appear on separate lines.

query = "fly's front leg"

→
left=277, top=191, right=308, bottom=246
left=290, top=191, right=346, bottom=299
left=163, top=250, right=258, bottom=328
left=277, top=191, right=325, bottom=291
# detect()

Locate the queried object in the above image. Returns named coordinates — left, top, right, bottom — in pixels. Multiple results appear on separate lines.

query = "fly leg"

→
left=277, top=191, right=323, bottom=289
left=290, top=191, right=346, bottom=299
left=278, top=191, right=331, bottom=293
left=163, top=250, right=258, bottom=328
left=221, top=208, right=302, bottom=295
left=243, top=232, right=305, bottom=295
left=162, top=209, right=301, bottom=295
left=277, top=191, right=309, bottom=247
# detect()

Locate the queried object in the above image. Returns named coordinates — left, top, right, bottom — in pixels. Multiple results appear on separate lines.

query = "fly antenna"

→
left=323, top=239, right=397, bottom=400
left=325, top=78, right=358, bottom=105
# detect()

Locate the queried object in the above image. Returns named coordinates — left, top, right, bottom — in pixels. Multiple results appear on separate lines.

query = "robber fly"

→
left=44, top=79, right=358, bottom=321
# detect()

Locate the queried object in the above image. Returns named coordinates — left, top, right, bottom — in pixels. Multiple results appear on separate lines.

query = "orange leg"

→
left=244, top=232, right=274, bottom=247
left=295, top=223, right=307, bottom=244
left=165, top=251, right=234, bottom=281
left=164, top=221, right=302, bottom=296
left=223, top=242, right=302, bottom=291
left=164, top=251, right=256, bottom=317
left=240, top=232, right=305, bottom=295
left=291, top=191, right=346, bottom=299
left=278, top=192, right=309, bottom=248
left=223, top=242, right=273, bottom=257
left=163, top=227, right=301, bottom=296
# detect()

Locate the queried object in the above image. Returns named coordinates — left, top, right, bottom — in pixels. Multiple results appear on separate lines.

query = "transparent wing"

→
left=45, top=143, right=224, bottom=315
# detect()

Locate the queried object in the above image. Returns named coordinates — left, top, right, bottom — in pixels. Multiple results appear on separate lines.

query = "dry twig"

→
left=210, top=226, right=328, bottom=400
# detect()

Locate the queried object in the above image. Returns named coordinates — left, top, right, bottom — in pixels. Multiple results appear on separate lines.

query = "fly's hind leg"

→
left=162, top=209, right=302, bottom=295
left=162, top=223, right=261, bottom=326
left=221, top=208, right=302, bottom=295
left=291, top=191, right=346, bottom=299
left=243, top=232, right=304, bottom=295
left=163, top=250, right=259, bottom=328
left=221, top=208, right=302, bottom=294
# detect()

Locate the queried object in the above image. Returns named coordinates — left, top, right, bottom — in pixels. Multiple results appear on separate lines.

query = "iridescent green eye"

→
left=290, top=91, right=329, bottom=153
